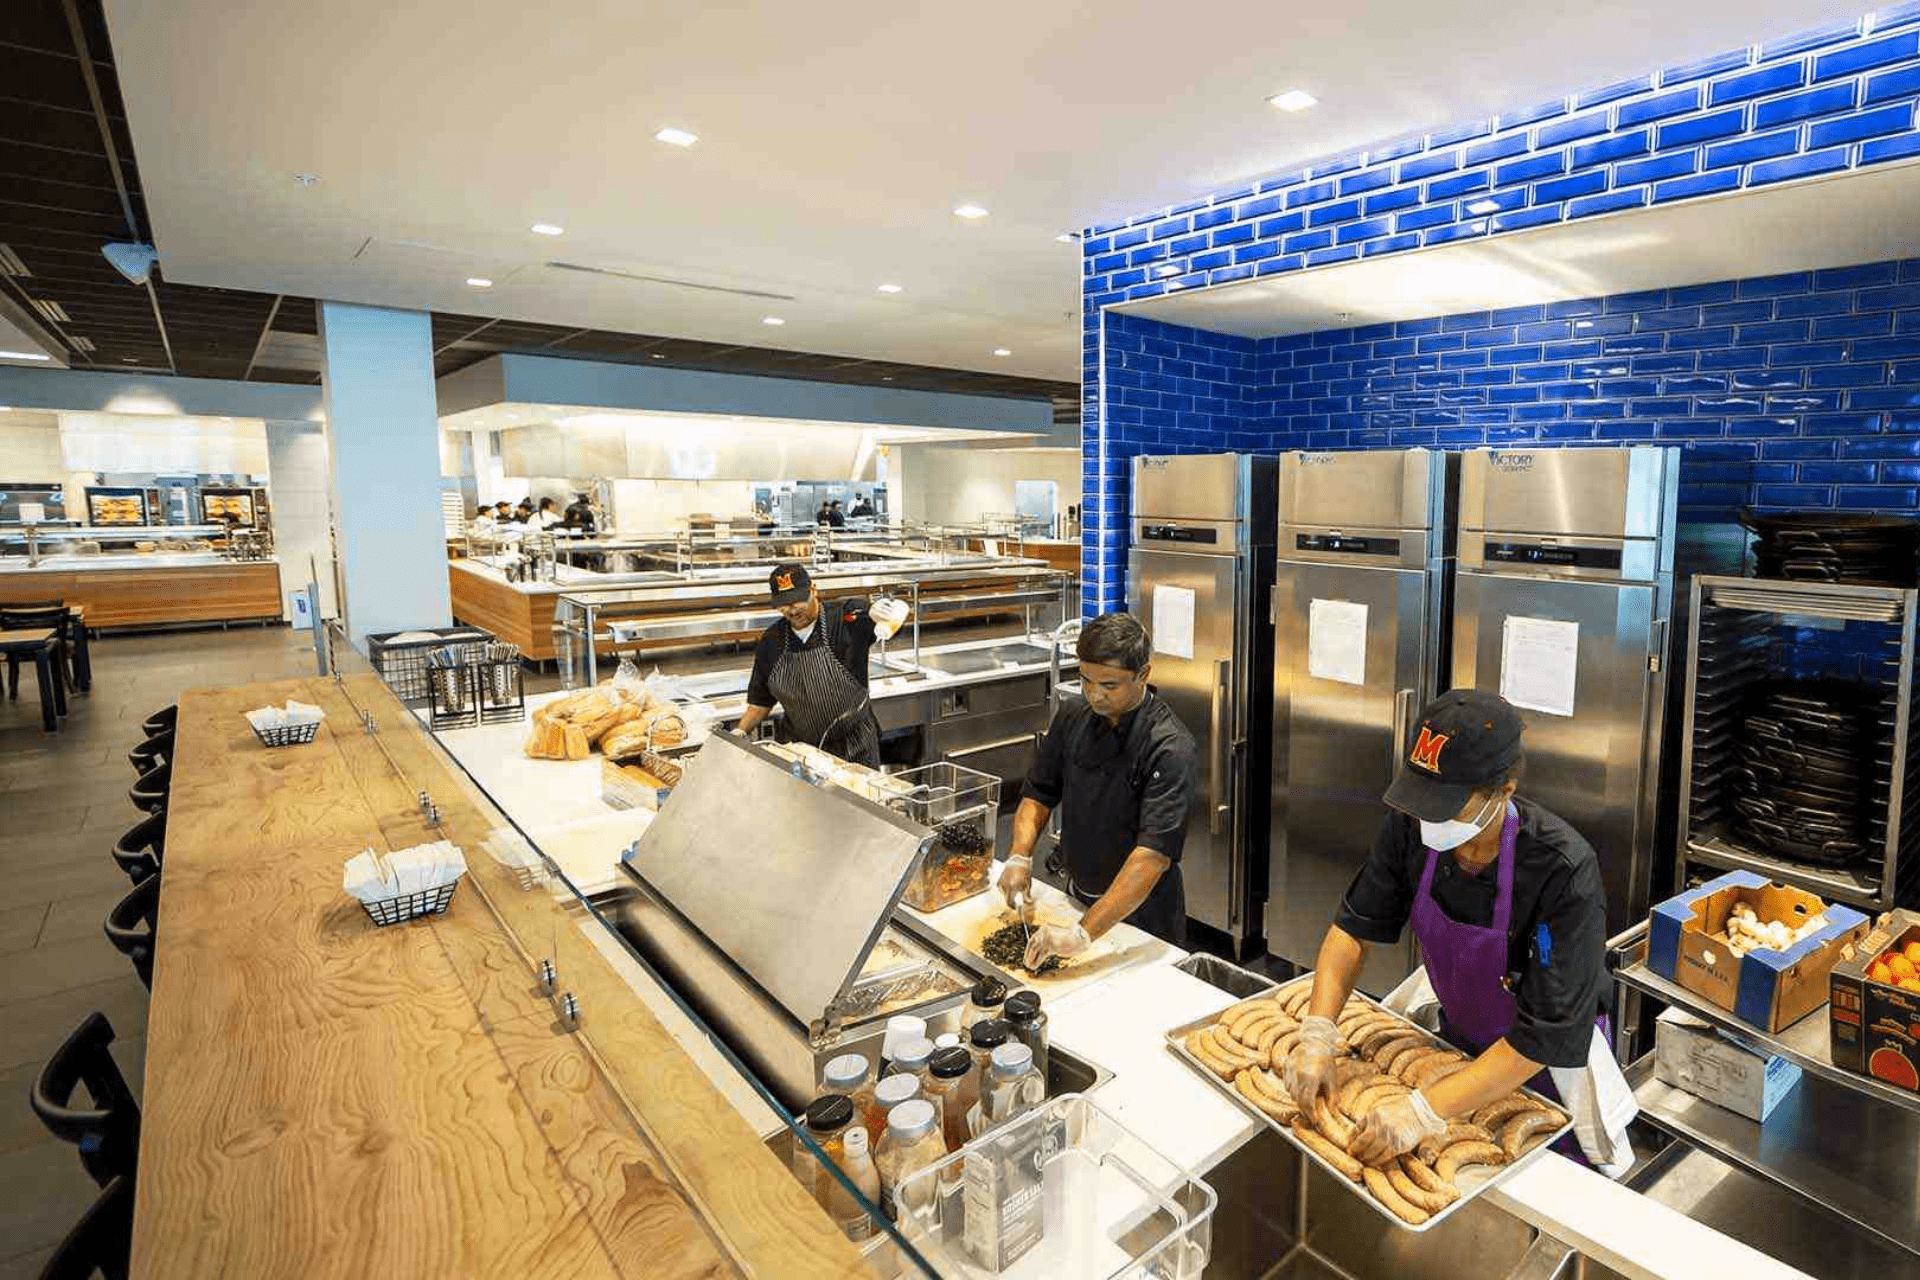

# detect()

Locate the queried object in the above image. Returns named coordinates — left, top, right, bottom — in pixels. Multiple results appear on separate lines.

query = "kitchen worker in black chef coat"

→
left=1000, top=612, right=1198, bottom=962
left=737, top=563, right=909, bottom=769
left=1283, top=689, right=1628, bottom=1172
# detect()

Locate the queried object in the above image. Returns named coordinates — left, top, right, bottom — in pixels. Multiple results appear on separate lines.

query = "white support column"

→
left=318, top=301, right=451, bottom=648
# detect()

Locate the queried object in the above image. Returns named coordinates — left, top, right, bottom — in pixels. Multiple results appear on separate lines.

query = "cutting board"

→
left=904, top=860, right=1173, bottom=998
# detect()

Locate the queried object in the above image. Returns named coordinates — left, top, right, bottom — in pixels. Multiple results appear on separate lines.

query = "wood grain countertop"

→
left=134, top=673, right=872, bottom=1280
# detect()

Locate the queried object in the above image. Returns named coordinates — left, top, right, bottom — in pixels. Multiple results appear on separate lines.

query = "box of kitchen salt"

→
left=1830, top=908, right=1920, bottom=1093
left=1648, top=870, right=1868, bottom=1033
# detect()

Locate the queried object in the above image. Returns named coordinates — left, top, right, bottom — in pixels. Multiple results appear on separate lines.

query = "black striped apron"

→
left=765, top=611, right=881, bottom=768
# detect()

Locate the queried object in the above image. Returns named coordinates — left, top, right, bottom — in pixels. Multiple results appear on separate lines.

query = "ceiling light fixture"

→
left=993, top=348, right=1012, bottom=357
left=876, top=283, right=903, bottom=293
left=0, top=351, right=52, bottom=361
left=1268, top=89, right=1318, bottom=112
left=953, top=204, right=989, bottom=220
left=466, top=277, right=493, bottom=288
left=655, top=127, right=699, bottom=147
left=1465, top=199, right=1500, bottom=215
left=530, top=223, right=564, bottom=236
left=293, top=172, right=319, bottom=187
left=762, top=316, right=786, bottom=325
left=1055, top=232, right=1079, bottom=244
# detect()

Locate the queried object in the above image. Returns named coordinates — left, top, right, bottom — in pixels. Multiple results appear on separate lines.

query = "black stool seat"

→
left=31, top=1013, right=141, bottom=1189
left=141, top=704, right=177, bottom=737
left=104, top=876, right=159, bottom=990
left=36, top=1174, right=133, bottom=1280
left=128, top=762, right=169, bottom=816
left=128, top=731, right=171, bottom=777
left=111, top=813, right=165, bottom=886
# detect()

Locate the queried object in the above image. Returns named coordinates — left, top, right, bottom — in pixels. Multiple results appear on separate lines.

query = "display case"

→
left=85, top=486, right=155, bottom=526
left=199, top=486, right=267, bottom=528
left=0, top=481, right=69, bottom=525
left=0, top=523, right=243, bottom=568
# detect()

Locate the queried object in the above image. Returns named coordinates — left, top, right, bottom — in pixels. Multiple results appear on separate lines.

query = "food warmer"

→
left=608, top=730, right=1105, bottom=1111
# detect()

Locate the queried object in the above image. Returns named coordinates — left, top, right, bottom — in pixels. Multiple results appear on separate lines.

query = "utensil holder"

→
left=251, top=719, right=320, bottom=748
left=361, top=880, right=459, bottom=927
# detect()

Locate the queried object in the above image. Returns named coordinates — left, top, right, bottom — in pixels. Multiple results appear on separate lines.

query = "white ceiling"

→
left=1124, top=162, right=1920, bottom=336
left=442, top=402, right=1034, bottom=446
left=104, top=0, right=1873, bottom=382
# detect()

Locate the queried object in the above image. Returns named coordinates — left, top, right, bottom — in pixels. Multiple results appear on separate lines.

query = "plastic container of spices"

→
left=794, top=1095, right=856, bottom=1222
left=1003, top=989, right=1050, bottom=1083
left=975, top=1043, right=1045, bottom=1137
left=890, top=1035, right=936, bottom=1092
left=839, top=1126, right=881, bottom=1240
left=925, top=1046, right=978, bottom=1153
left=872, top=1071, right=923, bottom=1144
left=967, top=1018, right=1011, bottom=1083
left=821, top=1053, right=880, bottom=1145
left=875, top=1099, right=946, bottom=1220
left=962, top=977, right=1009, bottom=1032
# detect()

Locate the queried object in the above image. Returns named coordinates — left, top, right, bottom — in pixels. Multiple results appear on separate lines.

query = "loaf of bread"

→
left=580, top=701, right=642, bottom=745
left=641, top=705, right=686, bottom=746
left=599, top=720, right=654, bottom=761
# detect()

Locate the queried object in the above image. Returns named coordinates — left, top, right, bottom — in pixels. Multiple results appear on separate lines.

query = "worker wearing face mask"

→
left=1282, top=690, right=1635, bottom=1176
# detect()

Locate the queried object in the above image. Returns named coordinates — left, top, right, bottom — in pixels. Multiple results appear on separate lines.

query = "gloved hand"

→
left=1282, top=1015, right=1341, bottom=1103
left=1024, top=922, right=1092, bottom=970
left=999, top=856, right=1034, bottom=914
left=1350, top=1089, right=1446, bottom=1165
left=871, top=597, right=911, bottom=640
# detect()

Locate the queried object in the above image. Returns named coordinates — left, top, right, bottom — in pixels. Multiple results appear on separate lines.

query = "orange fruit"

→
left=1873, top=961, right=1895, bottom=984
left=1901, top=978, right=1920, bottom=993
left=1891, top=954, right=1917, bottom=982
left=1905, top=941, right=1920, bottom=966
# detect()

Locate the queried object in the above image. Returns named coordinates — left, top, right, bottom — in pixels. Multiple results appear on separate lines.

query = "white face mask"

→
left=1420, top=791, right=1504, bottom=852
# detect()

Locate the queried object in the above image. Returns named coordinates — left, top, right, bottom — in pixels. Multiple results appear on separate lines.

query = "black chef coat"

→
left=1025, top=691, right=1197, bottom=945
left=745, top=599, right=878, bottom=708
left=1334, top=796, right=1608, bottom=1069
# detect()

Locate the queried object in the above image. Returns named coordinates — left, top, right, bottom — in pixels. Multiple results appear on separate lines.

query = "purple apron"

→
left=1409, top=803, right=1603, bottom=1163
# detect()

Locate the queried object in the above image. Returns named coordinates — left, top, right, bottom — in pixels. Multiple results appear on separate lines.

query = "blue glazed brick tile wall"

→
left=1079, top=4, right=1920, bottom=613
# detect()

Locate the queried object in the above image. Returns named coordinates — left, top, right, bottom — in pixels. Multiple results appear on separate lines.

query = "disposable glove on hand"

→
left=999, top=857, right=1033, bottom=914
left=1023, top=922, right=1091, bottom=970
left=1350, top=1089, right=1446, bottom=1165
left=871, top=598, right=910, bottom=640
left=1282, top=1015, right=1342, bottom=1103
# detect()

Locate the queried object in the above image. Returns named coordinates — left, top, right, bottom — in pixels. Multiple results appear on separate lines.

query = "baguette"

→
left=1364, top=1165, right=1431, bottom=1225
left=1293, top=1121, right=1364, bottom=1182
left=1391, top=1047, right=1448, bottom=1081
left=1500, top=1109, right=1563, bottom=1160
left=1472, top=1095, right=1546, bottom=1132
left=1280, top=984, right=1315, bottom=1018
left=1224, top=998, right=1281, bottom=1037
left=1234, top=1014, right=1281, bottom=1051
left=562, top=723, right=591, bottom=760
left=1354, top=1022, right=1410, bottom=1058
left=1184, top=1031, right=1237, bottom=1080
left=1253, top=1018, right=1290, bottom=1064
left=1235, top=1069, right=1300, bottom=1124
left=1207, top=1026, right=1262, bottom=1069
left=1388, top=1160, right=1456, bottom=1215
left=1311, top=1094, right=1356, bottom=1149
left=1415, top=1122, right=1495, bottom=1164
left=1435, top=1140, right=1507, bottom=1184
left=1398, top=1155, right=1459, bottom=1204
left=1349, top=1080, right=1412, bottom=1119
left=1405, top=1053, right=1468, bottom=1089
left=1370, top=1035, right=1428, bottom=1069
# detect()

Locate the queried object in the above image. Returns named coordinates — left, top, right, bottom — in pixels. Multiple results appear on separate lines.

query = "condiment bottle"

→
left=1003, top=990, right=1050, bottom=1083
left=925, top=1046, right=977, bottom=1152
left=967, top=1018, right=1011, bottom=1082
left=871, top=1072, right=922, bottom=1145
left=874, top=1099, right=946, bottom=1221
left=962, top=977, right=1009, bottom=1031
left=891, top=1035, right=935, bottom=1092
left=793, top=1095, right=855, bottom=1218
left=839, top=1125, right=882, bottom=1236
left=933, top=1032, right=962, bottom=1051
left=882, top=1014, right=928, bottom=1072
left=976, top=1042, right=1044, bottom=1137
left=821, top=1053, right=880, bottom=1143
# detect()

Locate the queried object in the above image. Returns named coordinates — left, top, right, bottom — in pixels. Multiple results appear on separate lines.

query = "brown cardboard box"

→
left=1830, top=910, right=1920, bottom=1092
left=1660, top=877, right=1869, bottom=1033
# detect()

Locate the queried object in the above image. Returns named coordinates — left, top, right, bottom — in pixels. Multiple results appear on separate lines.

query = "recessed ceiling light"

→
left=1055, top=232, right=1079, bottom=244
left=293, top=172, right=319, bottom=187
left=876, top=283, right=904, bottom=294
left=0, top=350, right=51, bottom=361
left=1465, top=199, right=1500, bottom=215
left=762, top=316, right=786, bottom=326
left=530, top=223, right=564, bottom=236
left=1268, top=89, right=1318, bottom=112
left=655, top=127, right=699, bottom=148
left=650, top=353, right=665, bottom=359
left=953, top=204, right=990, bottom=220
left=466, top=277, right=493, bottom=288
left=993, top=348, right=1012, bottom=357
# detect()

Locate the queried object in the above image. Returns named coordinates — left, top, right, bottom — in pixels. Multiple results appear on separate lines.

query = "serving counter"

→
left=0, top=556, right=282, bottom=628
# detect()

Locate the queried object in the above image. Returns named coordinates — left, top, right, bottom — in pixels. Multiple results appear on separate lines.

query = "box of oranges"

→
left=1830, top=911, right=1920, bottom=1092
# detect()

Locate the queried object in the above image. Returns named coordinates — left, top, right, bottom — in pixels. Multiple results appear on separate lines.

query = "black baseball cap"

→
left=768, top=562, right=812, bottom=606
left=1382, top=689, right=1524, bottom=821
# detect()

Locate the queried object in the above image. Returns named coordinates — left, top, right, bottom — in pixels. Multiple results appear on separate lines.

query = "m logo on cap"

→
left=1408, top=726, right=1449, bottom=773
left=775, top=572, right=794, bottom=590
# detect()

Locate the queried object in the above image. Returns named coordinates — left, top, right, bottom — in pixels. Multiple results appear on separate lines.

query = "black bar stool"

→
left=36, top=1174, right=134, bottom=1280
left=30, top=1013, right=142, bottom=1189
left=128, top=762, right=170, bottom=815
left=2, top=602, right=77, bottom=694
left=142, top=704, right=177, bottom=738
left=104, top=876, right=159, bottom=989
left=128, top=731, right=171, bottom=777
left=111, top=812, right=165, bottom=886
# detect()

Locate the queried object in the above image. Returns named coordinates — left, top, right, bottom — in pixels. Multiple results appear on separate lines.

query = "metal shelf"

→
left=1625, top=1054, right=1920, bottom=1256
left=1616, top=955, right=1920, bottom=1116
left=1685, top=835, right=1887, bottom=910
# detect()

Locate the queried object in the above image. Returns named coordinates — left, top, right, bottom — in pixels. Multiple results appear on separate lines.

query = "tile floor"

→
left=0, top=624, right=320, bottom=1279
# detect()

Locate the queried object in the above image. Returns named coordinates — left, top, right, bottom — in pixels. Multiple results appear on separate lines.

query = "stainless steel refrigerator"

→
left=1451, top=446, right=1679, bottom=935
left=1128, top=453, right=1277, bottom=955
left=1266, top=449, right=1457, bottom=992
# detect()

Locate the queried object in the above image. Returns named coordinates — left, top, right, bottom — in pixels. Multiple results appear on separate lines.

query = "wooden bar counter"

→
left=0, top=559, right=282, bottom=628
left=137, top=673, right=870, bottom=1279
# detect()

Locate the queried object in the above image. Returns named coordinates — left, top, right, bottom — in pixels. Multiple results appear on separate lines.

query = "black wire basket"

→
left=360, top=881, right=459, bottom=927
left=251, top=719, right=321, bottom=748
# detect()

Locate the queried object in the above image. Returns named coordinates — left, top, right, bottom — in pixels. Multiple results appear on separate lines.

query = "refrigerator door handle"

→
left=1210, top=657, right=1230, bottom=836
left=1391, top=686, right=1415, bottom=771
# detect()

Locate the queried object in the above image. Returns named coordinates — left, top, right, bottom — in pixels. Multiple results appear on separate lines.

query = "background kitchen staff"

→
left=1001, top=612, right=1197, bottom=965
left=1283, top=689, right=1626, bottom=1170
left=737, top=563, right=908, bottom=768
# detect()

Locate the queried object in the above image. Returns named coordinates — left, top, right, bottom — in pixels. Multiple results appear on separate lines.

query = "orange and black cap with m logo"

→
left=1382, top=689, right=1524, bottom=822
left=768, top=562, right=812, bottom=606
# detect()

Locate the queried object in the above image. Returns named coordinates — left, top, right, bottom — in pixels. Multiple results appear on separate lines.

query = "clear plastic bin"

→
left=894, top=1093, right=1214, bottom=1279
left=887, top=762, right=1003, bottom=912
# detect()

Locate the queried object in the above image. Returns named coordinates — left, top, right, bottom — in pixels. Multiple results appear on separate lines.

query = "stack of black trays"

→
left=1732, top=680, right=1875, bottom=868
left=1740, top=510, right=1920, bottom=587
